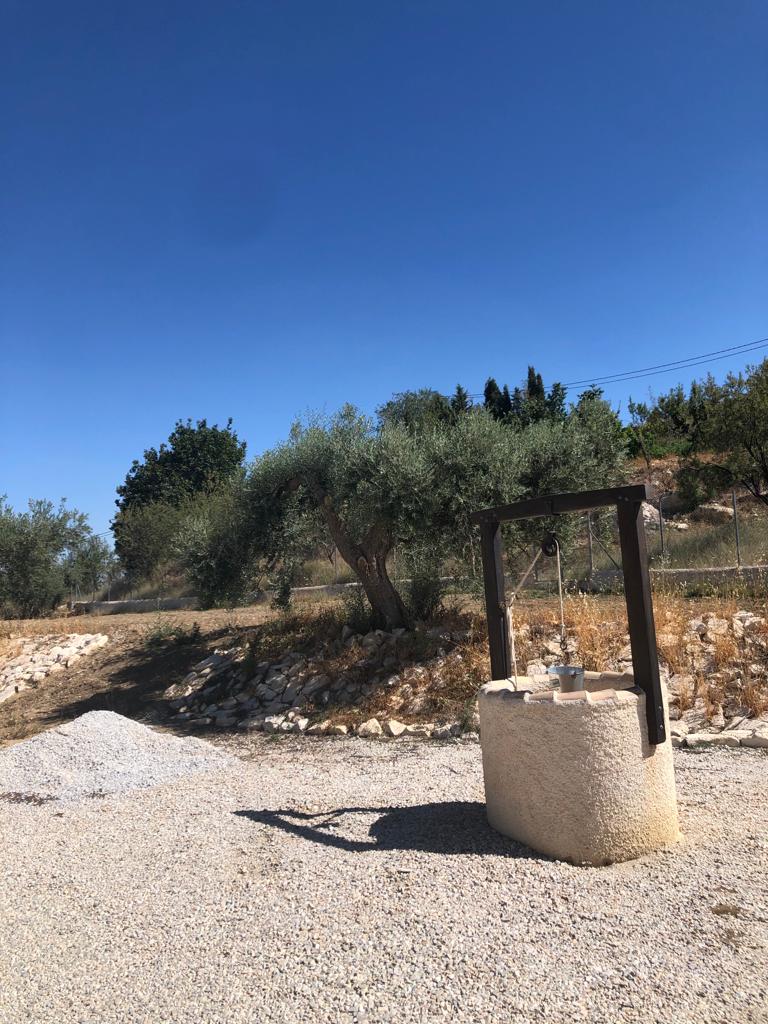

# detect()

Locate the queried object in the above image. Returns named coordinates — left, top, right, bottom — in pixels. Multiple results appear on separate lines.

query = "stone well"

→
left=479, top=673, right=681, bottom=866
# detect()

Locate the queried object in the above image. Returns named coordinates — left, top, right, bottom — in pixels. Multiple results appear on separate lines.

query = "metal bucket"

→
left=547, top=665, right=585, bottom=693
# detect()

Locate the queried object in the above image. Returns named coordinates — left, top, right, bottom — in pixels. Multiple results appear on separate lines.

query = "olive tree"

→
left=63, top=534, right=116, bottom=600
left=181, top=396, right=626, bottom=627
left=0, top=498, right=98, bottom=617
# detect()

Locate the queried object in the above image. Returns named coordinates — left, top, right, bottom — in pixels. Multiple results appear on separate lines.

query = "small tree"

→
left=545, top=381, right=567, bottom=422
left=183, top=409, right=529, bottom=626
left=450, top=384, right=471, bottom=416
left=63, top=535, right=115, bottom=600
left=174, top=486, right=268, bottom=607
left=508, top=366, right=565, bottom=428
left=483, top=377, right=504, bottom=419
left=114, top=501, right=184, bottom=587
left=683, top=362, right=768, bottom=505
left=0, top=498, right=95, bottom=617
left=113, top=418, right=246, bottom=581
left=115, top=418, right=246, bottom=513
left=377, top=389, right=453, bottom=433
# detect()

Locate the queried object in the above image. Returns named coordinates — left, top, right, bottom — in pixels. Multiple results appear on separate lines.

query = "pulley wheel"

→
left=541, top=532, right=559, bottom=558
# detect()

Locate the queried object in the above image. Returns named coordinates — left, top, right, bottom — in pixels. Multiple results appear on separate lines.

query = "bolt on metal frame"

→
left=471, top=483, right=667, bottom=745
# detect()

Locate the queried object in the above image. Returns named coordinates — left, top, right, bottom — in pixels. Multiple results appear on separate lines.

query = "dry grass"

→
left=561, top=596, right=626, bottom=671
left=703, top=678, right=726, bottom=720
left=676, top=675, right=697, bottom=714
left=0, top=598, right=340, bottom=645
left=711, top=633, right=739, bottom=672
left=653, top=599, right=690, bottom=675
left=0, top=636, right=22, bottom=662
left=411, top=634, right=490, bottom=725
left=4, top=591, right=767, bottom=741
left=743, top=679, right=768, bottom=718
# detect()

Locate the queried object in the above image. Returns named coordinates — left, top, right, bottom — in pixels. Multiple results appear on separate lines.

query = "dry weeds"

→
left=743, top=679, right=768, bottom=718
left=562, top=596, right=626, bottom=671
left=673, top=675, right=697, bottom=714
left=711, top=633, right=739, bottom=672
left=3, top=592, right=767, bottom=739
left=703, top=678, right=727, bottom=720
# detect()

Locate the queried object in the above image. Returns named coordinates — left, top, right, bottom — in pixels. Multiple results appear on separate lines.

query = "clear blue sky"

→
left=2, top=1, right=766, bottom=535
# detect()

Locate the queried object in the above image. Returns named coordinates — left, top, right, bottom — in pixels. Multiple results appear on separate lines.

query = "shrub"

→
left=340, top=586, right=375, bottom=634
left=402, top=545, right=445, bottom=621
left=142, top=615, right=202, bottom=648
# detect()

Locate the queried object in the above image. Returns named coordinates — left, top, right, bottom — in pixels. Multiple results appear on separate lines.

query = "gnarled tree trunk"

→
left=352, top=548, right=409, bottom=630
left=311, top=488, right=409, bottom=629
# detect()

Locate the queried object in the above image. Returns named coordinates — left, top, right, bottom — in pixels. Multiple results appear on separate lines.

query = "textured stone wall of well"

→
left=479, top=678, right=681, bottom=865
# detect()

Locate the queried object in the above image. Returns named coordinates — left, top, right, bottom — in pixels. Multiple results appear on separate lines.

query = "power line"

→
left=466, top=334, right=768, bottom=398
left=563, top=336, right=768, bottom=387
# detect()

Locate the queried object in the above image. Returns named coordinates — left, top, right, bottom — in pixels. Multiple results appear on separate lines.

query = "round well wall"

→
left=479, top=679, right=681, bottom=865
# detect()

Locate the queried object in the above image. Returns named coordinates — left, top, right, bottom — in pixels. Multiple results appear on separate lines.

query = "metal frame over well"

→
left=471, top=483, right=667, bottom=745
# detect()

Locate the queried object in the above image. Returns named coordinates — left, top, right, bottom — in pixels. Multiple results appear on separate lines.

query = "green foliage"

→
left=401, top=545, right=445, bottom=621
left=113, top=501, right=185, bottom=586
left=113, top=418, right=245, bottom=580
left=674, top=458, right=721, bottom=510
left=141, top=615, right=202, bottom=648
left=179, top=393, right=626, bottom=627
left=377, top=389, right=454, bottom=433
left=0, top=498, right=98, bottom=617
left=271, top=563, right=296, bottom=612
left=633, top=359, right=768, bottom=506
left=62, top=534, right=116, bottom=599
left=484, top=366, right=567, bottom=427
left=340, top=586, right=375, bottom=634
left=450, top=384, right=471, bottom=415
left=544, top=381, right=567, bottom=421
left=625, top=386, right=704, bottom=463
left=483, top=377, right=504, bottom=418
left=174, top=485, right=266, bottom=608
left=692, top=362, right=768, bottom=504
left=115, top=418, right=246, bottom=514
left=508, top=388, right=626, bottom=551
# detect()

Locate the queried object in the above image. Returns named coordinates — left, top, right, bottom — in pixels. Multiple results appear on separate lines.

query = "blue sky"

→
left=2, top=1, right=766, bottom=535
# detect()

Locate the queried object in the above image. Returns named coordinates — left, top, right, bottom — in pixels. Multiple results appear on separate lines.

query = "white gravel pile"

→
left=0, top=710, right=233, bottom=801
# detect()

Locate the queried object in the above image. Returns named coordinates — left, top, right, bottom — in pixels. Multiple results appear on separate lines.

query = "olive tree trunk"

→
left=312, top=489, right=409, bottom=630
left=352, top=549, right=409, bottom=630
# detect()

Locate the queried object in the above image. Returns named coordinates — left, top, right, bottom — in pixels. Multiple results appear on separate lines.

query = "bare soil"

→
left=3, top=591, right=767, bottom=748
left=0, top=605, right=286, bottom=748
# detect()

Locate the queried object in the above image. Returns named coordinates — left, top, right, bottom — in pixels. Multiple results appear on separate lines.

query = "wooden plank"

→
left=479, top=519, right=509, bottom=680
left=471, top=484, right=650, bottom=525
left=617, top=499, right=667, bottom=745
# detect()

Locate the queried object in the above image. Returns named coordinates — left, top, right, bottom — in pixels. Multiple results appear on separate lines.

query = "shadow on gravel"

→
left=235, top=801, right=533, bottom=857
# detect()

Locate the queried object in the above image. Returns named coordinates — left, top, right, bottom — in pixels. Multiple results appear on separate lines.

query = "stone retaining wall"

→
left=0, top=633, right=109, bottom=705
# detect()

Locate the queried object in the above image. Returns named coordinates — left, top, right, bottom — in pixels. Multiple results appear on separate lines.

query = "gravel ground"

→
left=1, top=733, right=766, bottom=1024
left=0, top=711, right=233, bottom=801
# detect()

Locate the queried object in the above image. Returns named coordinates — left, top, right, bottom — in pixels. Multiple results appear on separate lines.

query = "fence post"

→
left=658, top=493, right=666, bottom=557
left=616, top=498, right=666, bottom=745
left=586, top=513, right=594, bottom=577
left=732, top=489, right=742, bottom=567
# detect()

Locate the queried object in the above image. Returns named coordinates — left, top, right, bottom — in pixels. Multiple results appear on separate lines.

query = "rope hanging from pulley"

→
left=506, top=531, right=567, bottom=687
